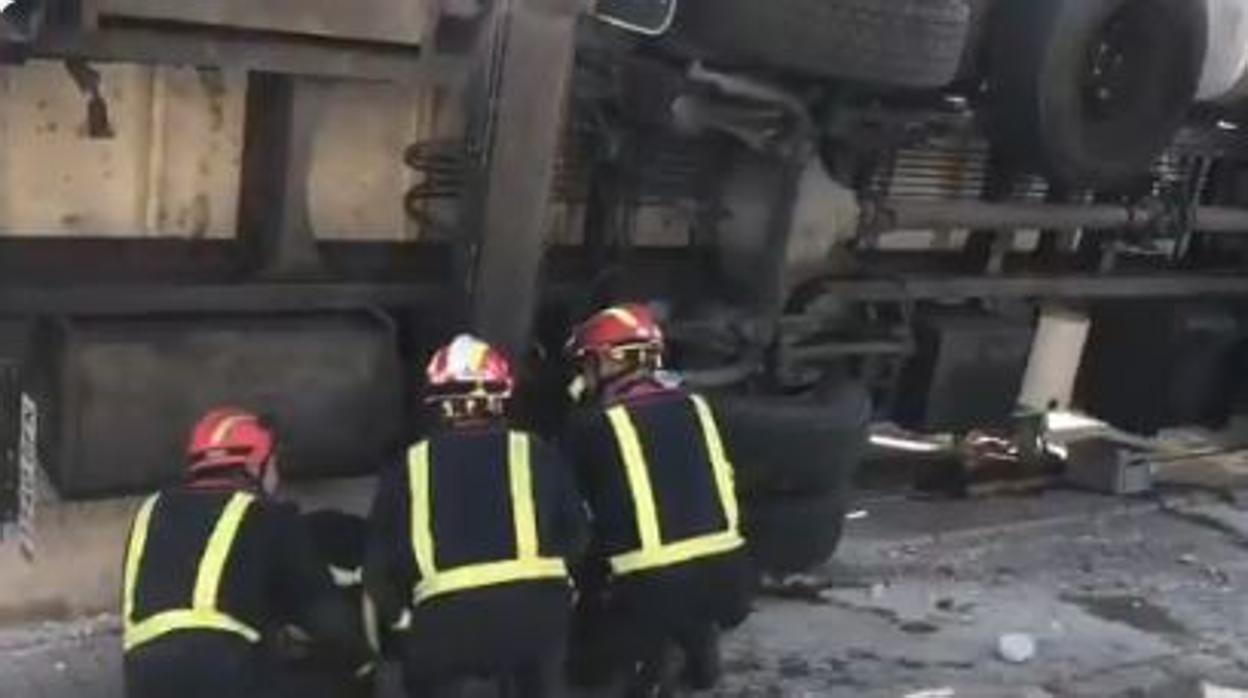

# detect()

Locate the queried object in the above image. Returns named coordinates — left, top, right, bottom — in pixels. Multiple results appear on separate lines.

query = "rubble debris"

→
left=777, top=655, right=812, bottom=678
left=846, top=647, right=881, bottom=662
left=869, top=582, right=888, bottom=601
left=997, top=633, right=1037, bottom=664
left=1204, top=684, right=1248, bottom=698
left=898, top=620, right=940, bottom=635
left=1204, top=566, right=1232, bottom=587
left=913, top=428, right=1061, bottom=499
left=1063, top=438, right=1154, bottom=495
left=758, top=572, right=833, bottom=603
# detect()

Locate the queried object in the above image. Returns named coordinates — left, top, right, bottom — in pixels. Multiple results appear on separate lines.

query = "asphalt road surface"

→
left=5, top=489, right=1248, bottom=697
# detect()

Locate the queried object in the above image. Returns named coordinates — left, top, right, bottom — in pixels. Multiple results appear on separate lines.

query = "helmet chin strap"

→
left=187, top=462, right=263, bottom=492
left=584, top=346, right=663, bottom=397
left=587, top=365, right=660, bottom=404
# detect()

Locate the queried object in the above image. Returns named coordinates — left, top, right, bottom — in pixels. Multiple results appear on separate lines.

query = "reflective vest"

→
left=605, top=394, right=744, bottom=576
left=407, top=432, right=568, bottom=605
left=122, top=492, right=260, bottom=652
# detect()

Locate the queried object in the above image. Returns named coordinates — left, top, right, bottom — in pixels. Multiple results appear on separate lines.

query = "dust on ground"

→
left=6, top=489, right=1248, bottom=697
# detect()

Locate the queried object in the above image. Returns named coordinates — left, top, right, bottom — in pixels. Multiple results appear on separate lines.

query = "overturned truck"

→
left=1, top=0, right=1247, bottom=577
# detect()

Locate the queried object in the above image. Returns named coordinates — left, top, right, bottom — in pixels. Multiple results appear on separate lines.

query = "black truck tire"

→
left=715, top=382, right=871, bottom=496
left=673, top=0, right=973, bottom=89
left=742, top=492, right=847, bottom=575
left=986, top=0, right=1206, bottom=188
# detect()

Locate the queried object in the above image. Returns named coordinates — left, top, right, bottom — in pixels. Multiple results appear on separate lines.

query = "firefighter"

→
left=281, top=510, right=380, bottom=698
left=364, top=334, right=587, bottom=698
left=121, top=407, right=368, bottom=698
left=562, top=303, right=754, bottom=696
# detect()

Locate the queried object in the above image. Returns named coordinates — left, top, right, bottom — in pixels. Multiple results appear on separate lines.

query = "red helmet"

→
left=186, top=408, right=275, bottom=480
left=567, top=303, right=665, bottom=360
left=425, top=334, right=514, bottom=402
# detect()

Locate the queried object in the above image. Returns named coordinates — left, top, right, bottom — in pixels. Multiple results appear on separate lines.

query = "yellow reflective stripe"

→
left=508, top=433, right=539, bottom=559
left=123, top=495, right=160, bottom=624
left=123, top=492, right=259, bottom=653
left=408, top=441, right=437, bottom=580
left=193, top=493, right=253, bottom=610
left=606, top=407, right=663, bottom=551
left=605, top=397, right=745, bottom=576
left=124, top=609, right=260, bottom=651
left=690, top=395, right=740, bottom=532
left=407, top=432, right=567, bottom=606
left=415, top=558, right=568, bottom=602
left=610, top=530, right=744, bottom=576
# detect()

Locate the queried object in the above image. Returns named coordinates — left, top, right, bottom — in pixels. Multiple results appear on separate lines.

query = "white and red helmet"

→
left=566, top=303, right=665, bottom=361
left=425, top=334, right=515, bottom=402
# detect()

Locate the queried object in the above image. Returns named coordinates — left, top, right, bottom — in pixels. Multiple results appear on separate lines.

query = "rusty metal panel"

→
left=0, top=61, right=155, bottom=236
left=0, top=60, right=244, bottom=239
left=0, top=59, right=464, bottom=243
left=310, top=81, right=439, bottom=241
left=96, top=0, right=430, bottom=46
left=145, top=66, right=246, bottom=238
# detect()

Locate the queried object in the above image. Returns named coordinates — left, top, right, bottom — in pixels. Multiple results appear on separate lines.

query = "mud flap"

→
left=593, top=0, right=676, bottom=35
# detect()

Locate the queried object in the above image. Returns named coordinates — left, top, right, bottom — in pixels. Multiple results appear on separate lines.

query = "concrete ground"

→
left=718, top=488, right=1248, bottom=697
left=6, top=487, right=1248, bottom=698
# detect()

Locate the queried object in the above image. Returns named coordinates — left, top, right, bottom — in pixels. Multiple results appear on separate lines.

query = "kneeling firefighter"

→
left=121, top=408, right=369, bottom=698
left=563, top=303, right=755, bottom=696
left=282, top=510, right=381, bottom=698
left=364, top=334, right=588, bottom=697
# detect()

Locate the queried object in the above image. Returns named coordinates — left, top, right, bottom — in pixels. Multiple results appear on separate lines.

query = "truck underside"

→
left=2, top=0, right=1248, bottom=580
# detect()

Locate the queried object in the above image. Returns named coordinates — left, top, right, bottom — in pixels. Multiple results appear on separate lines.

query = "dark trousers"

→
left=126, top=631, right=369, bottom=698
left=570, top=551, right=754, bottom=693
left=403, top=650, right=564, bottom=698
left=125, top=633, right=265, bottom=698
left=628, top=620, right=721, bottom=694
left=397, top=582, right=572, bottom=698
left=279, top=654, right=373, bottom=698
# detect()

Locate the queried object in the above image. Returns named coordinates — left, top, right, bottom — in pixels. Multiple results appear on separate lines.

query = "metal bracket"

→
left=63, top=58, right=114, bottom=138
left=237, top=73, right=325, bottom=279
left=463, top=0, right=579, bottom=356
